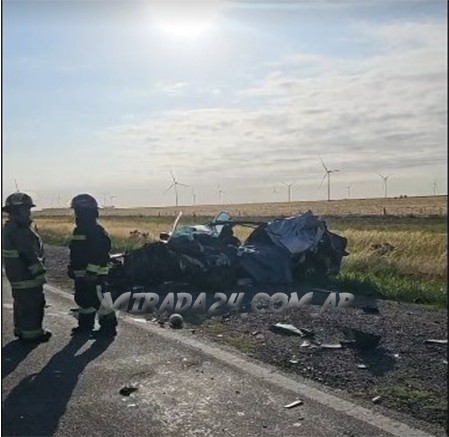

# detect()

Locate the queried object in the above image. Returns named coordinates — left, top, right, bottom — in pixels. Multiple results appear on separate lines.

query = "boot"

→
left=94, top=313, right=118, bottom=338
left=71, top=312, right=95, bottom=336
left=20, top=330, right=52, bottom=343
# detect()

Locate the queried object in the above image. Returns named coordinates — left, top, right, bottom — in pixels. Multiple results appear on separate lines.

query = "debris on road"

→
left=289, top=359, right=299, bottom=364
left=424, top=339, right=447, bottom=345
left=270, top=323, right=304, bottom=336
left=357, top=364, right=368, bottom=369
left=362, top=307, right=380, bottom=315
left=168, top=313, right=184, bottom=329
left=119, top=386, right=138, bottom=397
left=284, top=400, right=303, bottom=409
left=321, top=343, right=342, bottom=349
left=300, top=340, right=311, bottom=348
left=342, top=328, right=381, bottom=350
left=372, top=396, right=382, bottom=404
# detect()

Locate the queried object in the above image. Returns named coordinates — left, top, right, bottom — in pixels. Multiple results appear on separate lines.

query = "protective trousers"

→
left=12, top=286, right=46, bottom=339
left=74, top=279, right=117, bottom=330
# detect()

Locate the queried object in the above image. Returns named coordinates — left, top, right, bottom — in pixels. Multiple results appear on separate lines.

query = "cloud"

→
left=99, top=19, right=446, bottom=203
left=154, top=81, right=189, bottom=95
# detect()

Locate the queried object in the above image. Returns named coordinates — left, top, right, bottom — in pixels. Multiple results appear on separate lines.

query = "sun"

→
left=148, top=1, right=224, bottom=40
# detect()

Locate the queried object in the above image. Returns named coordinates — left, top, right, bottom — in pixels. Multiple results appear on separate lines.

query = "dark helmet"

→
left=2, top=192, right=35, bottom=212
left=70, top=194, right=99, bottom=210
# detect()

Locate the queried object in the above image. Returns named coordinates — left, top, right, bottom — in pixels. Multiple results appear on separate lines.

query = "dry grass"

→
left=36, top=195, right=447, bottom=218
left=341, top=229, right=446, bottom=281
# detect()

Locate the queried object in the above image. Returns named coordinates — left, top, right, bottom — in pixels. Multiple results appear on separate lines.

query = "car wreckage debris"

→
left=424, top=339, right=447, bottom=345
left=105, top=210, right=349, bottom=295
left=284, top=400, right=303, bottom=409
left=270, top=323, right=305, bottom=337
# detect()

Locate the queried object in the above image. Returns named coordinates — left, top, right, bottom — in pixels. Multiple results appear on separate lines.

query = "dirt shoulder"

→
left=44, top=245, right=448, bottom=429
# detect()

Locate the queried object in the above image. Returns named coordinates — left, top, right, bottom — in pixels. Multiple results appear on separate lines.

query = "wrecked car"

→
left=107, top=211, right=349, bottom=294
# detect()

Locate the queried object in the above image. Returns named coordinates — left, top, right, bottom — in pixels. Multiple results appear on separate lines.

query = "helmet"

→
left=70, top=194, right=99, bottom=210
left=3, top=192, right=35, bottom=211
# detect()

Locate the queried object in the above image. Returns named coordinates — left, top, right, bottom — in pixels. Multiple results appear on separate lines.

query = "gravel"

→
left=44, top=245, right=447, bottom=429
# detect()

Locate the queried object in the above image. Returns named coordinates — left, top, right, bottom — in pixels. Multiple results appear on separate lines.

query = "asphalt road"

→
left=1, top=278, right=437, bottom=437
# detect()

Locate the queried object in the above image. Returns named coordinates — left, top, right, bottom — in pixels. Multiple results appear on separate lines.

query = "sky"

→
left=2, top=0, right=447, bottom=208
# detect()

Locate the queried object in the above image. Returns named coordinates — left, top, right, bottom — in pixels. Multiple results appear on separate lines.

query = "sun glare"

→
left=149, top=1, right=224, bottom=40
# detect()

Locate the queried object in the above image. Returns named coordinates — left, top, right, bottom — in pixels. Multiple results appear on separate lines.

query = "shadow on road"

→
left=2, top=340, right=39, bottom=380
left=2, top=335, right=114, bottom=437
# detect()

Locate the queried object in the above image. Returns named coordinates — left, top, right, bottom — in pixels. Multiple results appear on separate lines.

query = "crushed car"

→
left=106, top=210, right=349, bottom=295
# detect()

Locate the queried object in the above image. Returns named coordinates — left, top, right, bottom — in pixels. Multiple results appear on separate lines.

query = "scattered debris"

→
left=168, top=313, right=184, bottom=329
left=252, top=331, right=260, bottom=336
left=362, top=307, right=380, bottom=315
left=119, top=386, right=138, bottom=397
left=393, top=353, right=400, bottom=359
left=217, top=334, right=223, bottom=338
left=342, top=328, right=381, bottom=350
left=357, top=364, right=368, bottom=369
left=424, top=339, right=447, bottom=345
left=270, top=323, right=304, bottom=337
left=289, top=359, right=299, bottom=364
left=131, top=318, right=146, bottom=323
left=300, top=340, right=311, bottom=348
left=301, top=328, right=315, bottom=338
left=443, top=360, right=448, bottom=365
left=284, top=400, right=303, bottom=409
left=372, top=396, right=382, bottom=404
left=321, top=343, right=342, bottom=349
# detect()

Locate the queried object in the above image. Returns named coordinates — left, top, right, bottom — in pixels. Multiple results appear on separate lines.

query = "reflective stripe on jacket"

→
left=68, top=223, right=111, bottom=280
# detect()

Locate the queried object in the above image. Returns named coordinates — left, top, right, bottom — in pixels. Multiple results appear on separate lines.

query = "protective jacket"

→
left=2, top=220, right=46, bottom=289
left=68, top=223, right=111, bottom=280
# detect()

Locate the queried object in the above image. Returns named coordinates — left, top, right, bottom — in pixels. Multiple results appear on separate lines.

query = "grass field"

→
left=38, top=195, right=447, bottom=218
left=30, top=196, right=447, bottom=306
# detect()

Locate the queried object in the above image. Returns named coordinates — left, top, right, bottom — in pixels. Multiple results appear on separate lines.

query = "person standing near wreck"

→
left=2, top=192, right=52, bottom=342
left=68, top=194, right=118, bottom=337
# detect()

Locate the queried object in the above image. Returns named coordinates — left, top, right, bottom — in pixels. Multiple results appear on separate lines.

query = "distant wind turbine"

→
left=433, top=181, right=439, bottom=196
left=282, top=181, right=295, bottom=203
left=345, top=185, right=351, bottom=199
left=377, top=173, right=392, bottom=198
left=217, top=184, right=225, bottom=204
left=14, top=179, right=20, bottom=192
left=319, top=158, right=339, bottom=201
left=165, top=170, right=189, bottom=207
left=191, top=188, right=197, bottom=206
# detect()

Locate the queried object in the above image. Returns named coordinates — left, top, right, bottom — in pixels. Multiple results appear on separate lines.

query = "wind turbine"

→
left=345, top=185, right=351, bottom=199
left=282, top=181, right=295, bottom=203
left=14, top=178, right=20, bottom=192
left=433, top=181, right=439, bottom=196
left=191, top=188, right=197, bottom=206
left=319, top=158, right=339, bottom=201
left=165, top=170, right=189, bottom=207
left=377, top=173, right=392, bottom=198
left=217, top=184, right=225, bottom=205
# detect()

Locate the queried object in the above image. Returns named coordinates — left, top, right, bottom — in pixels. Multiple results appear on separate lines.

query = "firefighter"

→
left=2, top=192, right=52, bottom=342
left=68, top=194, right=117, bottom=337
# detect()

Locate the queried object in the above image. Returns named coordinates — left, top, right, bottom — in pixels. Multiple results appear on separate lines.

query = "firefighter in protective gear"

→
left=2, top=192, right=52, bottom=342
left=68, top=194, right=117, bottom=336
